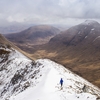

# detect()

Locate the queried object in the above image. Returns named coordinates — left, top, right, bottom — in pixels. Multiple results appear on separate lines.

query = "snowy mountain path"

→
left=9, top=59, right=100, bottom=100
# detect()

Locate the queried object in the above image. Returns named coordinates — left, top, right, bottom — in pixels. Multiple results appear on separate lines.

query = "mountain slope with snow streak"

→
left=9, top=59, right=100, bottom=100
left=0, top=45, right=37, bottom=100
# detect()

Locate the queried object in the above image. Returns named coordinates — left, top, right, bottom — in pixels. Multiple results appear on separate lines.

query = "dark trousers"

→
left=61, top=83, right=63, bottom=87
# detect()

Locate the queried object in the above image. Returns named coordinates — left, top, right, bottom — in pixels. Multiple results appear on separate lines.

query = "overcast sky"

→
left=0, top=0, right=100, bottom=26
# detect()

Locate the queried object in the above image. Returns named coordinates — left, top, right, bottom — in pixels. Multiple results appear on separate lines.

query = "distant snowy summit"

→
left=81, top=20, right=100, bottom=26
left=0, top=45, right=100, bottom=100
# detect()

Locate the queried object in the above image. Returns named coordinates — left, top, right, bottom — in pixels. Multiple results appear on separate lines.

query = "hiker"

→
left=60, top=78, right=63, bottom=87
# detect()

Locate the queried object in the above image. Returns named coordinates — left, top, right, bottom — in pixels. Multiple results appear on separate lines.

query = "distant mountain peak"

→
left=29, top=25, right=57, bottom=30
left=4, top=25, right=60, bottom=46
left=81, top=20, right=100, bottom=26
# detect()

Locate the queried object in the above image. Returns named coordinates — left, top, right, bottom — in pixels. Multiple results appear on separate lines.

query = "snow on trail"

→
left=9, top=59, right=99, bottom=100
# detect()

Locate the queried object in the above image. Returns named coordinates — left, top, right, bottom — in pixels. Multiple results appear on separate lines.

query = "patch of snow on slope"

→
left=9, top=59, right=100, bottom=100
left=93, top=36, right=100, bottom=42
left=78, top=31, right=81, bottom=34
left=85, top=36, right=88, bottom=39
left=91, top=28, right=95, bottom=31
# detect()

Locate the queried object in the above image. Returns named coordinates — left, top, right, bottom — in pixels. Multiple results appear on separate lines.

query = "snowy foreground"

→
left=0, top=46, right=100, bottom=100
left=9, top=59, right=100, bottom=100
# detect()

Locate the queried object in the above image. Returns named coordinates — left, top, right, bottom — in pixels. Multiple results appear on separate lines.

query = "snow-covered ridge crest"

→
left=0, top=45, right=100, bottom=100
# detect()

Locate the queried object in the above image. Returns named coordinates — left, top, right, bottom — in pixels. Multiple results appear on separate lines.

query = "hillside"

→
left=29, top=20, right=100, bottom=88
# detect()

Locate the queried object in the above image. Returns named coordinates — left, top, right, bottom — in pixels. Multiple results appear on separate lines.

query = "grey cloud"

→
left=0, top=0, right=100, bottom=26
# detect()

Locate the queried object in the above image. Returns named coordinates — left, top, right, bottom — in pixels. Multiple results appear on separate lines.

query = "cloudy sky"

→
left=0, top=0, right=100, bottom=26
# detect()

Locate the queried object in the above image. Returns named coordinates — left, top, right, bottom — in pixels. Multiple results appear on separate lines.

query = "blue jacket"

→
left=60, top=78, right=63, bottom=84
